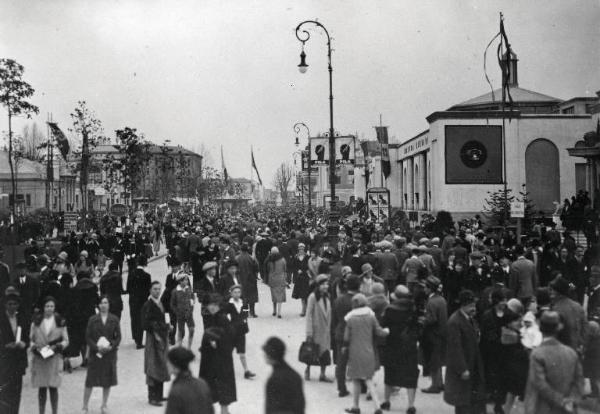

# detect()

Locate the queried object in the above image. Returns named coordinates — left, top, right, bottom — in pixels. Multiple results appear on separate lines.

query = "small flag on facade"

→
left=47, top=122, right=69, bottom=160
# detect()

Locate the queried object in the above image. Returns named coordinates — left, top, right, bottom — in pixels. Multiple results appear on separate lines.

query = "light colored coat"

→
left=305, top=292, right=331, bottom=353
left=344, top=307, right=388, bottom=379
left=524, top=337, right=584, bottom=414
left=30, top=316, right=69, bottom=388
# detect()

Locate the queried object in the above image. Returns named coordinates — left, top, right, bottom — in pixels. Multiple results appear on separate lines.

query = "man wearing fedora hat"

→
left=0, top=289, right=29, bottom=414
left=421, top=276, right=447, bottom=394
left=196, top=261, right=220, bottom=326
left=549, top=275, right=587, bottom=352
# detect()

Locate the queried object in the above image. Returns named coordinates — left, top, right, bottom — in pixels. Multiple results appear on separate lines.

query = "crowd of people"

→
left=0, top=204, right=600, bottom=414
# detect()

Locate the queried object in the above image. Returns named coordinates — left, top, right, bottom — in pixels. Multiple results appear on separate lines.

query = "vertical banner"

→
left=335, top=136, right=355, bottom=165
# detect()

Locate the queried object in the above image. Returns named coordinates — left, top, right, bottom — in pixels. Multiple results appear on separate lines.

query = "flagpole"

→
left=500, top=12, right=509, bottom=231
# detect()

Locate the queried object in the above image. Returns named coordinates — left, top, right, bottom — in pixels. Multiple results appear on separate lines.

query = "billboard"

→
left=366, top=187, right=390, bottom=224
left=445, top=125, right=503, bottom=184
left=310, top=136, right=355, bottom=166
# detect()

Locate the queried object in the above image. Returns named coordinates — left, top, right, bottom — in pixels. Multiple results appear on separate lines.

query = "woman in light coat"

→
left=304, top=274, right=332, bottom=382
left=30, top=296, right=69, bottom=414
left=267, top=247, right=287, bottom=318
left=343, top=293, right=389, bottom=414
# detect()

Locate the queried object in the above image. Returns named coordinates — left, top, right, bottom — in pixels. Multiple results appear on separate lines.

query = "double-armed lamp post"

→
left=295, top=20, right=339, bottom=237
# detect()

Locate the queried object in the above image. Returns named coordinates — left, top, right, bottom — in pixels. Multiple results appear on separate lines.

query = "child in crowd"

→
left=170, top=272, right=195, bottom=348
left=226, top=285, right=255, bottom=379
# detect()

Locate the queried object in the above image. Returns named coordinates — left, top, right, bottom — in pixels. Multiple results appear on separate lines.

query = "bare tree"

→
left=0, top=59, right=39, bottom=216
left=20, top=123, right=45, bottom=162
left=273, top=162, right=293, bottom=204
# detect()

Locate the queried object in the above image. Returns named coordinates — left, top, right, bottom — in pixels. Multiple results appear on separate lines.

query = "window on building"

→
left=415, top=193, right=420, bottom=207
left=562, top=106, right=575, bottom=114
left=26, top=194, right=31, bottom=206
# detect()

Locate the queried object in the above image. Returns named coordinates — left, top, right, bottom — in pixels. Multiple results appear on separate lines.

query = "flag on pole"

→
left=375, top=126, right=391, bottom=179
left=46, top=146, right=54, bottom=182
left=498, top=15, right=514, bottom=107
left=221, top=145, right=229, bottom=186
left=251, top=146, right=263, bottom=186
left=47, top=122, right=69, bottom=160
left=360, top=141, right=370, bottom=186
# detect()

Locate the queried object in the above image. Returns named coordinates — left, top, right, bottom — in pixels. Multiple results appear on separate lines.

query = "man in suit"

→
left=401, top=247, right=426, bottom=291
left=263, top=336, right=305, bottom=414
left=588, top=266, right=600, bottom=319
left=236, top=243, right=259, bottom=317
left=376, top=243, right=399, bottom=293
left=550, top=275, right=587, bottom=352
left=443, top=290, right=486, bottom=414
left=219, top=260, right=241, bottom=299
left=195, top=261, right=220, bottom=326
left=524, top=311, right=584, bottom=414
left=0, top=289, right=30, bottom=414
left=509, top=244, right=537, bottom=304
left=0, top=245, right=10, bottom=296
left=13, top=262, right=40, bottom=325
left=421, top=276, right=448, bottom=394
left=126, top=255, right=152, bottom=349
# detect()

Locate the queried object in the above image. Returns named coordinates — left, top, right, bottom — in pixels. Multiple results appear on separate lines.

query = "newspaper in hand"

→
left=96, top=336, right=111, bottom=358
left=39, top=346, right=55, bottom=359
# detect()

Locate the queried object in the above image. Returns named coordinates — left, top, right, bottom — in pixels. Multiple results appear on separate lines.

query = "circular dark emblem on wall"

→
left=460, top=140, right=487, bottom=168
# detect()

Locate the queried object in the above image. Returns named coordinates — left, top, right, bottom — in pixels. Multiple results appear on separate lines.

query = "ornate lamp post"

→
left=295, top=20, right=339, bottom=237
left=293, top=122, right=312, bottom=210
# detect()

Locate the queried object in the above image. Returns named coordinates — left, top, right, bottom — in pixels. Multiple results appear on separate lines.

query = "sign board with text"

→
left=511, top=201, right=525, bottom=218
left=63, top=212, right=78, bottom=232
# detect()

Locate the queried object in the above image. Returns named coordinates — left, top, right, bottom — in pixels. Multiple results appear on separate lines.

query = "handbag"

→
left=298, top=340, right=321, bottom=365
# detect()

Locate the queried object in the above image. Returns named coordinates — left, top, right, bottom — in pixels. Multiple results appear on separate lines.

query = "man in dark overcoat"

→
left=142, top=281, right=171, bottom=407
left=443, top=290, right=486, bottom=414
left=0, top=290, right=29, bottom=414
left=126, top=255, right=152, bottom=349
left=236, top=243, right=259, bottom=317
left=421, top=276, right=447, bottom=394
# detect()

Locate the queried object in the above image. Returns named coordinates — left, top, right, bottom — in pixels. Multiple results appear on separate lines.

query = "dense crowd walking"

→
left=0, top=204, right=600, bottom=414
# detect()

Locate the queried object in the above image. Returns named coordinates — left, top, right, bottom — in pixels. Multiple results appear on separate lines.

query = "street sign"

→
left=110, top=203, right=127, bottom=216
left=366, top=187, right=390, bottom=224
left=511, top=201, right=525, bottom=218
left=63, top=212, right=78, bottom=232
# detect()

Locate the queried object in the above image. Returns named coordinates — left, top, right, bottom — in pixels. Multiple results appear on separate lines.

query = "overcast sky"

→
left=1, top=0, right=598, bottom=185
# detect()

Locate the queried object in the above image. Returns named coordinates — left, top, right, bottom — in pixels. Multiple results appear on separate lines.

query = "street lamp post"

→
left=296, top=20, right=339, bottom=237
left=293, top=122, right=312, bottom=210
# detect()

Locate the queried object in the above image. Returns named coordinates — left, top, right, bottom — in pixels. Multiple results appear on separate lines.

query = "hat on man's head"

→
left=58, top=251, right=68, bottom=261
left=550, top=275, right=570, bottom=296
left=225, top=259, right=238, bottom=269
left=263, top=336, right=286, bottom=362
left=202, top=261, right=217, bottom=272
left=4, top=286, right=20, bottom=303
left=360, top=263, right=373, bottom=273
left=391, top=284, right=410, bottom=300
left=539, top=310, right=561, bottom=335
left=167, top=346, right=195, bottom=370
left=425, top=276, right=441, bottom=290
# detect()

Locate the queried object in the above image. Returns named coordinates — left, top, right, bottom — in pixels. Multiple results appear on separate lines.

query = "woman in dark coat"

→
left=166, top=347, right=214, bottom=414
left=291, top=243, right=311, bottom=316
left=82, top=295, right=121, bottom=413
left=99, top=263, right=124, bottom=319
left=498, top=310, right=529, bottom=414
left=380, top=285, right=421, bottom=413
left=199, top=293, right=236, bottom=414
left=65, top=272, right=99, bottom=367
